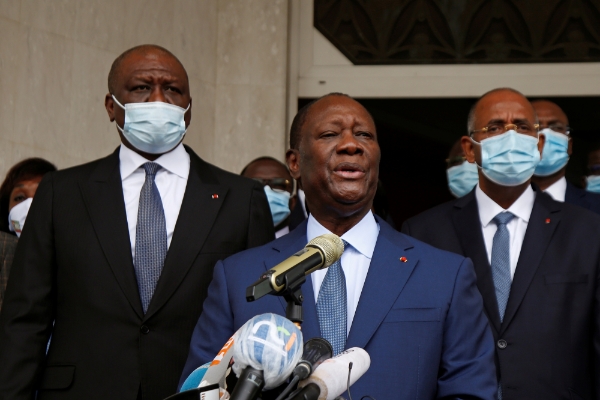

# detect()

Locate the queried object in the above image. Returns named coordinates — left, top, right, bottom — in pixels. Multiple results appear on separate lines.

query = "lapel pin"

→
left=212, top=194, right=219, bottom=199
left=399, top=256, right=408, bottom=263
left=545, top=218, right=550, bottom=224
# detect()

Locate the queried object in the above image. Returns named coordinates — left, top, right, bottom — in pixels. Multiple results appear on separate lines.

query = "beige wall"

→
left=0, top=0, right=288, bottom=180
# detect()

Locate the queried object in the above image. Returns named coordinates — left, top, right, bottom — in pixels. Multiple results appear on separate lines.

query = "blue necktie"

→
left=491, top=212, right=515, bottom=323
left=316, top=240, right=348, bottom=356
left=134, top=162, right=167, bottom=314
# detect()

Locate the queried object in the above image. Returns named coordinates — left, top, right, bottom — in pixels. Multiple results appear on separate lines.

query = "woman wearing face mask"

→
left=0, top=158, right=56, bottom=310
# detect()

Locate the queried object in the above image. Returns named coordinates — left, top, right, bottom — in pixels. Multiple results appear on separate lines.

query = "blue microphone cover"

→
left=232, top=313, right=303, bottom=389
left=180, top=362, right=211, bottom=392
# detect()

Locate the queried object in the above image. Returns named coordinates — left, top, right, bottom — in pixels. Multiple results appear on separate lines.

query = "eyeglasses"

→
left=470, top=123, right=539, bottom=139
left=588, top=164, right=600, bottom=176
left=445, top=155, right=466, bottom=168
left=542, top=123, right=570, bottom=135
left=252, top=178, right=292, bottom=192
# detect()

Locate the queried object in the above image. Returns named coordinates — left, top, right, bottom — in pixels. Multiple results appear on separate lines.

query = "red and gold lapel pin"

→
left=545, top=218, right=551, bottom=224
left=212, top=194, right=219, bottom=199
left=399, top=256, right=408, bottom=263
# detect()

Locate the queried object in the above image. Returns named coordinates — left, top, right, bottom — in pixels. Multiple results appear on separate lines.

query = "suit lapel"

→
left=264, top=223, right=321, bottom=341
left=501, top=192, right=560, bottom=333
left=79, top=150, right=144, bottom=318
left=346, top=222, right=417, bottom=349
left=145, top=149, right=227, bottom=319
left=452, top=192, right=503, bottom=332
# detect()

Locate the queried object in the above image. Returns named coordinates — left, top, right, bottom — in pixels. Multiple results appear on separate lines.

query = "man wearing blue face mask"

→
left=0, top=45, right=274, bottom=400
left=585, top=145, right=600, bottom=194
left=531, top=100, right=600, bottom=214
left=446, top=138, right=479, bottom=198
left=241, top=157, right=297, bottom=238
left=402, top=88, right=600, bottom=399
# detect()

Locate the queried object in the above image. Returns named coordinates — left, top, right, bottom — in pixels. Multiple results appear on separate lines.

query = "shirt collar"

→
left=475, top=183, right=536, bottom=228
left=119, top=143, right=189, bottom=180
left=306, top=211, right=379, bottom=259
left=543, top=176, right=567, bottom=202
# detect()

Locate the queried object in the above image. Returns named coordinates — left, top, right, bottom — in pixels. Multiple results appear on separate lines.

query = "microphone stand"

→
left=278, top=269, right=307, bottom=328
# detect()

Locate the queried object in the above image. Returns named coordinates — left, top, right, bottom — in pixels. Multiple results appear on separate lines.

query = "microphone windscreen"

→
left=306, top=234, right=344, bottom=268
left=232, top=313, right=303, bottom=389
left=298, top=347, right=370, bottom=400
left=180, top=362, right=211, bottom=391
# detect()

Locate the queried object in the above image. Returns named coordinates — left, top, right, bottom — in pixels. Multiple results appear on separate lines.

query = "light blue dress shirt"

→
left=308, top=211, right=380, bottom=334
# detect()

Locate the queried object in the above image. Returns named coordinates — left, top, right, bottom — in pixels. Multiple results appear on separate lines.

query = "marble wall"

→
left=0, top=0, right=289, bottom=179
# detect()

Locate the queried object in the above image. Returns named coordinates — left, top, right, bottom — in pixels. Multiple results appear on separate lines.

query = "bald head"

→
left=467, top=88, right=536, bottom=133
left=107, top=45, right=188, bottom=94
left=531, top=100, right=569, bottom=131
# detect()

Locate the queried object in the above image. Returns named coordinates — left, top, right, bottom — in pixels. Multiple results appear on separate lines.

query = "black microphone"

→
left=292, top=338, right=333, bottom=380
left=246, top=234, right=344, bottom=302
left=229, top=366, right=265, bottom=400
left=288, top=383, right=320, bottom=400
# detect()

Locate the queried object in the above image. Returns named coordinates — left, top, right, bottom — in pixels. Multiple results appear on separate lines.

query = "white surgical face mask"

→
left=112, top=95, right=190, bottom=154
left=8, top=197, right=33, bottom=238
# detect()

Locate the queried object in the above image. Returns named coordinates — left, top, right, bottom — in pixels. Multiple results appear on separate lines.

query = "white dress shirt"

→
left=476, top=184, right=535, bottom=279
left=309, top=211, right=379, bottom=334
left=119, top=143, right=190, bottom=258
left=275, top=225, right=290, bottom=238
left=543, top=176, right=567, bottom=202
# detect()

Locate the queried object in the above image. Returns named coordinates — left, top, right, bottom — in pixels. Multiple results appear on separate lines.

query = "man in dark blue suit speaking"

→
left=403, top=89, right=600, bottom=399
left=180, top=93, right=497, bottom=399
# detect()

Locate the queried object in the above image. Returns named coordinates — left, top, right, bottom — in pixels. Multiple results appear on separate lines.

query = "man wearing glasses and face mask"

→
left=241, top=157, right=297, bottom=237
left=530, top=99, right=600, bottom=214
left=403, top=88, right=600, bottom=399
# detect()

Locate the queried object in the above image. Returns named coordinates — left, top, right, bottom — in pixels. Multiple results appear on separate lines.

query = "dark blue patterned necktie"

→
left=491, top=211, right=515, bottom=323
left=491, top=211, right=515, bottom=400
left=134, top=162, right=167, bottom=314
left=316, top=239, right=348, bottom=355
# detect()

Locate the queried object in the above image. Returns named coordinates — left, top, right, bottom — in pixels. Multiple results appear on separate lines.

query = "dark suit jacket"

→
left=401, top=187, right=600, bottom=400
left=565, top=181, right=600, bottom=215
left=180, top=218, right=497, bottom=400
left=0, top=231, right=18, bottom=312
left=287, top=197, right=307, bottom=231
left=0, top=146, right=274, bottom=400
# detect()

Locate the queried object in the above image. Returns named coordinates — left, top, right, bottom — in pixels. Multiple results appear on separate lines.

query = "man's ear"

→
left=105, top=93, right=116, bottom=122
left=461, top=136, right=476, bottom=163
left=286, top=149, right=301, bottom=180
left=568, top=136, right=573, bottom=156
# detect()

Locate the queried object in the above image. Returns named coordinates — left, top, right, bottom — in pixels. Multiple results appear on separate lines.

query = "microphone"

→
left=180, top=362, right=210, bottom=391
left=274, top=338, right=333, bottom=400
left=246, top=234, right=344, bottom=301
left=200, top=334, right=236, bottom=388
left=229, top=313, right=303, bottom=399
left=292, top=338, right=333, bottom=380
left=293, top=348, right=371, bottom=400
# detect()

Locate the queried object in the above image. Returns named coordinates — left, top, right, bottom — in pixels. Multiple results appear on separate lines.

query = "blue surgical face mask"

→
left=112, top=95, right=190, bottom=154
left=264, top=186, right=291, bottom=226
left=534, top=128, right=570, bottom=176
left=447, top=161, right=479, bottom=198
left=471, top=130, right=541, bottom=187
left=586, top=175, right=600, bottom=194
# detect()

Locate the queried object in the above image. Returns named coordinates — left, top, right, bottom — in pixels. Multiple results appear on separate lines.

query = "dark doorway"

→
left=298, top=96, right=600, bottom=227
